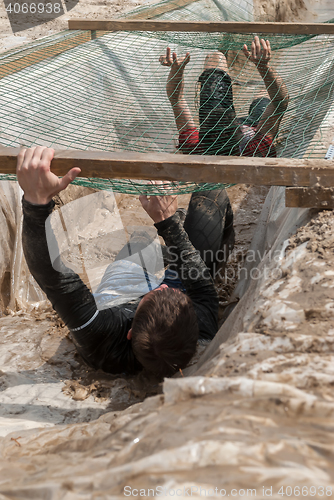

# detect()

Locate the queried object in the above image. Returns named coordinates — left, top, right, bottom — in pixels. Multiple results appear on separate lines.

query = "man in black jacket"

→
left=18, top=146, right=233, bottom=377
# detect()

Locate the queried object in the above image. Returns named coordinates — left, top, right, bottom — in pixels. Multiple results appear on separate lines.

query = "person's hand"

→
left=139, top=182, right=178, bottom=223
left=159, top=47, right=190, bottom=72
left=17, top=146, right=81, bottom=205
left=242, top=36, right=271, bottom=68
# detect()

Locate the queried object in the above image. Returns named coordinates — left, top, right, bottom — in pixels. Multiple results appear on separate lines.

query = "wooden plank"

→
left=0, top=32, right=91, bottom=80
left=68, top=19, right=334, bottom=35
left=126, top=0, right=199, bottom=20
left=2, top=147, right=334, bottom=187
left=286, top=187, right=334, bottom=208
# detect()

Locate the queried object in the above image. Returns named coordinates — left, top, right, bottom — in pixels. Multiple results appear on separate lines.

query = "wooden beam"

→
left=286, top=187, right=334, bottom=208
left=126, top=0, right=199, bottom=20
left=68, top=19, right=334, bottom=35
left=2, top=147, right=334, bottom=187
left=0, top=32, right=93, bottom=80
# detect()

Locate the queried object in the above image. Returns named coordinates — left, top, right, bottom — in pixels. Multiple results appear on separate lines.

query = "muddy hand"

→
left=139, top=181, right=178, bottom=223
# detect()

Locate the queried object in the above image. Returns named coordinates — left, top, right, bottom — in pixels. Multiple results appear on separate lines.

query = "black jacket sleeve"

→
left=155, top=215, right=218, bottom=341
left=22, top=198, right=139, bottom=374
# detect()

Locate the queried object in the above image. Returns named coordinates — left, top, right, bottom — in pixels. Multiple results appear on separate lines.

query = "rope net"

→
left=0, top=0, right=333, bottom=194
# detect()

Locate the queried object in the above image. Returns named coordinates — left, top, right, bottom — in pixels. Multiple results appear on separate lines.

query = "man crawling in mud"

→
left=160, top=35, right=289, bottom=158
left=17, top=147, right=234, bottom=378
left=16, top=39, right=288, bottom=379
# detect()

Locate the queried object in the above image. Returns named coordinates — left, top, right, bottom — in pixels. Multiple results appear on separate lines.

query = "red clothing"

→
left=178, top=127, right=276, bottom=157
left=179, top=128, right=203, bottom=155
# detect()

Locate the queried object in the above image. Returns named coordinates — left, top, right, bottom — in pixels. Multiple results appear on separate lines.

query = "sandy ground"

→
left=0, top=0, right=157, bottom=51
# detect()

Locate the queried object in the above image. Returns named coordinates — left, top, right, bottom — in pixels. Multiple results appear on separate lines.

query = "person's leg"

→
left=183, top=189, right=235, bottom=278
left=245, top=96, right=271, bottom=127
left=197, top=55, right=242, bottom=155
left=114, top=230, right=154, bottom=262
left=184, top=55, right=235, bottom=270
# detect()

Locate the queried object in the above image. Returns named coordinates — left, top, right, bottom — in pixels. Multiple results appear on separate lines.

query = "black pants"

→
left=198, top=68, right=242, bottom=156
left=184, top=188, right=234, bottom=276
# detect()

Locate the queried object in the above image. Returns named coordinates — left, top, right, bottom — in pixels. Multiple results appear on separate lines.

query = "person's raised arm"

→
left=139, top=186, right=218, bottom=340
left=159, top=47, right=196, bottom=133
left=17, top=146, right=93, bottom=330
left=242, top=36, right=289, bottom=140
left=17, top=147, right=139, bottom=373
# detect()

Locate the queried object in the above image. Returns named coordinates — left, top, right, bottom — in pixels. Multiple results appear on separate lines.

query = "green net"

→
left=0, top=0, right=333, bottom=193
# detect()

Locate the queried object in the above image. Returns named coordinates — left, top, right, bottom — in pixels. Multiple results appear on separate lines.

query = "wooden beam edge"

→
left=68, top=19, right=334, bottom=35
left=0, top=31, right=98, bottom=80
left=285, top=187, right=334, bottom=208
left=1, top=147, right=334, bottom=187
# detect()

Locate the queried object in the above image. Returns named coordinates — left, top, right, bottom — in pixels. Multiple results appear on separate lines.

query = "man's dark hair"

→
left=131, top=288, right=199, bottom=378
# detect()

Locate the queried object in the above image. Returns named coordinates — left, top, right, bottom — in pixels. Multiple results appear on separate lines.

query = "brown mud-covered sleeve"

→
left=155, top=214, right=218, bottom=341
left=22, top=198, right=139, bottom=374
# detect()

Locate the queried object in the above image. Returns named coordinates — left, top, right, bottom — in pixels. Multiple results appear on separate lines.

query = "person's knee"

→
left=204, top=52, right=228, bottom=72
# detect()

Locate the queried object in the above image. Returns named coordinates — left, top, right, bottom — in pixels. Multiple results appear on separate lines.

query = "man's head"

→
left=130, top=287, right=199, bottom=378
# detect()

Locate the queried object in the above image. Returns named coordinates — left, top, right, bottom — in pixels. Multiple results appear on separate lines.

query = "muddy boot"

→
left=183, top=189, right=235, bottom=277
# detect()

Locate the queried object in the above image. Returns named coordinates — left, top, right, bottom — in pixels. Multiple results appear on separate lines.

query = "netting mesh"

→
left=0, top=0, right=333, bottom=193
